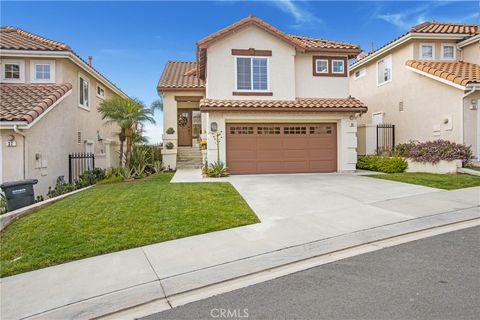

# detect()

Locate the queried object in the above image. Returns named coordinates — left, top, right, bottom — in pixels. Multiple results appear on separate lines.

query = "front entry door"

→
left=177, top=109, right=192, bottom=146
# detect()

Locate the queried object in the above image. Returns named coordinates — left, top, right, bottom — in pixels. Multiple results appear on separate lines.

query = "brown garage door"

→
left=226, top=123, right=337, bottom=174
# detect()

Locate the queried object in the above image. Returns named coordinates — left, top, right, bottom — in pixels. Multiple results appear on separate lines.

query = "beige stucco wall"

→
left=463, top=92, right=480, bottom=158
left=351, top=41, right=464, bottom=148
left=206, top=25, right=296, bottom=100
left=1, top=58, right=122, bottom=197
left=295, top=53, right=350, bottom=98
left=461, top=40, right=480, bottom=64
left=206, top=112, right=358, bottom=172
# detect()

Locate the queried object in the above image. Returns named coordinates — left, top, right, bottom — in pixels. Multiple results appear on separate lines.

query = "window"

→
left=310, top=125, right=333, bottom=134
left=229, top=126, right=254, bottom=134
left=96, top=84, right=106, bottom=99
left=30, top=60, right=55, bottom=83
left=236, top=57, right=268, bottom=91
left=79, top=74, right=90, bottom=109
left=377, top=55, right=392, bottom=85
left=441, top=44, right=455, bottom=60
left=420, top=43, right=434, bottom=60
left=257, top=127, right=280, bottom=135
left=332, top=60, right=345, bottom=74
left=1, top=60, right=25, bottom=82
left=354, top=67, right=366, bottom=80
left=315, top=59, right=328, bottom=74
left=284, top=127, right=306, bottom=134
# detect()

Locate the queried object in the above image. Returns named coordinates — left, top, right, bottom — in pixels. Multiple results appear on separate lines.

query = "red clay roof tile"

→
left=406, top=60, right=480, bottom=87
left=0, top=83, right=72, bottom=123
left=157, top=61, right=205, bottom=91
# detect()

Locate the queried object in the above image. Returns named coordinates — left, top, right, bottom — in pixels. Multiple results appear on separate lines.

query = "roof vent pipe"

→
left=88, top=56, right=93, bottom=66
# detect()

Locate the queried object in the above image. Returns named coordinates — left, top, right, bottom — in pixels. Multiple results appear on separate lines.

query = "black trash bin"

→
left=0, top=179, right=38, bottom=212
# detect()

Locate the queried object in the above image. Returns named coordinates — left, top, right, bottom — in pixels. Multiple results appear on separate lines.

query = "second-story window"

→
left=420, top=43, right=434, bottom=60
left=442, top=44, right=455, bottom=60
left=315, top=59, right=328, bottom=74
left=31, top=60, right=55, bottom=83
left=236, top=57, right=268, bottom=91
left=79, top=74, right=90, bottom=109
left=377, top=55, right=392, bottom=85
left=332, top=60, right=345, bottom=74
left=1, top=60, right=25, bottom=83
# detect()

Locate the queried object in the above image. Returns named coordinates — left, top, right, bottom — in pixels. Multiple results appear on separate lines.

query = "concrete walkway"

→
left=170, top=168, right=228, bottom=183
left=1, top=174, right=479, bottom=320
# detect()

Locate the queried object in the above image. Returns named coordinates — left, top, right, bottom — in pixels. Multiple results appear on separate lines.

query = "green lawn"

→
left=0, top=173, right=258, bottom=277
left=367, top=173, right=480, bottom=190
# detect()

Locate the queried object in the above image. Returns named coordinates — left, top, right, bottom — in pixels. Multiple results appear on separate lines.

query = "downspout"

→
left=13, top=125, right=26, bottom=179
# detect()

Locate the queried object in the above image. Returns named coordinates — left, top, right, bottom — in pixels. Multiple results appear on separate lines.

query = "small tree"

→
left=98, top=97, right=155, bottom=167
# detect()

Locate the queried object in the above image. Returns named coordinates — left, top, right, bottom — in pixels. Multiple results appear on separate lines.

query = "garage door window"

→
left=310, top=125, right=333, bottom=134
left=284, top=127, right=306, bottom=134
left=258, top=126, right=280, bottom=134
left=229, top=126, right=254, bottom=134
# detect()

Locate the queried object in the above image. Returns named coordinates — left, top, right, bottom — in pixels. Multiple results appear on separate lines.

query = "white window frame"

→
left=30, top=60, right=55, bottom=83
left=315, top=59, right=329, bottom=74
left=332, top=59, right=345, bottom=74
left=1, top=59, right=25, bottom=83
left=96, top=83, right=106, bottom=99
left=441, top=43, right=456, bottom=60
left=78, top=73, right=90, bottom=110
left=234, top=56, right=270, bottom=92
left=420, top=43, right=435, bottom=60
left=354, top=67, right=366, bottom=80
left=376, top=55, right=392, bottom=87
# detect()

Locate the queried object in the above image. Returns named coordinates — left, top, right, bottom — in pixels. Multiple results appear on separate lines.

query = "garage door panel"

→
left=227, top=123, right=337, bottom=174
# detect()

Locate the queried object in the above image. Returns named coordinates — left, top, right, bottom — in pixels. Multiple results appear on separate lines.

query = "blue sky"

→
left=2, top=1, right=479, bottom=143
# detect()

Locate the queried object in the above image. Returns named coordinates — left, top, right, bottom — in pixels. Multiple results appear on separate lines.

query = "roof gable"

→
left=196, top=15, right=360, bottom=80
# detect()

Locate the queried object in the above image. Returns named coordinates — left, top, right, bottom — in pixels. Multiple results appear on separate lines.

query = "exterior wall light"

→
left=210, top=122, right=218, bottom=132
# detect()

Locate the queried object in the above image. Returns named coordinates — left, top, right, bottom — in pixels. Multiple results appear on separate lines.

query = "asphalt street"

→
left=143, top=226, right=480, bottom=320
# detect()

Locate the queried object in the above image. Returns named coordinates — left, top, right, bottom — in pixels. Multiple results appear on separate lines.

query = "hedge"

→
left=396, top=140, right=472, bottom=164
left=357, top=155, right=408, bottom=173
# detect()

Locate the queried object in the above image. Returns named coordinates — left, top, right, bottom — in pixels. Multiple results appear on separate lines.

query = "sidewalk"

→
left=1, top=187, right=479, bottom=320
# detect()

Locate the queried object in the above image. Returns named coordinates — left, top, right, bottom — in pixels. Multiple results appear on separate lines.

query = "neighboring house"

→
left=157, top=15, right=367, bottom=174
left=0, top=27, right=129, bottom=197
left=349, top=21, right=480, bottom=159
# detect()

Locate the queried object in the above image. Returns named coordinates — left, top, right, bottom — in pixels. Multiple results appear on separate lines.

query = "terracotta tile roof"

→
left=410, top=21, right=478, bottom=35
left=199, top=97, right=367, bottom=113
left=353, top=21, right=479, bottom=66
left=0, top=26, right=71, bottom=51
left=406, top=60, right=480, bottom=87
left=0, top=83, right=72, bottom=123
left=196, top=15, right=361, bottom=79
left=157, top=61, right=205, bottom=91
left=287, top=35, right=360, bottom=51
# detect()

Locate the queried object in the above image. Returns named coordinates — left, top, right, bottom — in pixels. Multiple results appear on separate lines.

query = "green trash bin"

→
left=0, top=179, right=38, bottom=212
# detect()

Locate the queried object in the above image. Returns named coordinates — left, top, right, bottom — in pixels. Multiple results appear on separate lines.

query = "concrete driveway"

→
left=227, top=173, right=441, bottom=247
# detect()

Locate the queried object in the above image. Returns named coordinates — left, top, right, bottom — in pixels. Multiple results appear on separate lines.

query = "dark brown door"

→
left=177, top=109, right=192, bottom=146
left=226, top=123, right=337, bottom=174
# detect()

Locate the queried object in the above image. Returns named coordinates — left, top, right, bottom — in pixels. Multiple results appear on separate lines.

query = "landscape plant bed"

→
left=0, top=173, right=259, bottom=277
left=366, top=173, right=480, bottom=190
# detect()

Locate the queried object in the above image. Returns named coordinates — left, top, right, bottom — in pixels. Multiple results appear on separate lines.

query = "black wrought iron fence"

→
left=376, top=124, right=395, bottom=154
left=68, top=153, right=95, bottom=183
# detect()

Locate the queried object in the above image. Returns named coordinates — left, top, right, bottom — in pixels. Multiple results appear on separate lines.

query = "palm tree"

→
left=98, top=97, right=155, bottom=167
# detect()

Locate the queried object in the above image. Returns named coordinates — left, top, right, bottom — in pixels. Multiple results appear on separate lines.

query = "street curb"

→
left=29, top=207, right=479, bottom=320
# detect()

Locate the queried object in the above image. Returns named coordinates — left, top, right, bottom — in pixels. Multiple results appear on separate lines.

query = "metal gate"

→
left=68, top=153, right=95, bottom=183
left=376, top=124, right=395, bottom=153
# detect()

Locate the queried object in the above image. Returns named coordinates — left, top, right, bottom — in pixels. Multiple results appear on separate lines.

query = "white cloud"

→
left=273, top=0, right=322, bottom=29
left=143, top=124, right=163, bottom=144
left=374, top=2, right=477, bottom=31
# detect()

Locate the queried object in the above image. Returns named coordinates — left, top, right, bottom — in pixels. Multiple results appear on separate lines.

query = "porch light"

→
left=210, top=122, right=218, bottom=132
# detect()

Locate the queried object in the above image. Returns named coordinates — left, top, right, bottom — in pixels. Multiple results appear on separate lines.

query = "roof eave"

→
left=199, top=107, right=367, bottom=113
left=405, top=65, right=467, bottom=90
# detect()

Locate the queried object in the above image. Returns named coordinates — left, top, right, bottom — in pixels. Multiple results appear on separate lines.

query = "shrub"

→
left=357, top=155, right=407, bottom=173
left=203, top=162, right=229, bottom=177
left=97, top=175, right=124, bottom=184
left=166, top=127, right=175, bottom=134
left=165, top=142, right=174, bottom=149
left=47, top=168, right=105, bottom=198
left=0, top=192, right=7, bottom=215
left=396, top=140, right=472, bottom=164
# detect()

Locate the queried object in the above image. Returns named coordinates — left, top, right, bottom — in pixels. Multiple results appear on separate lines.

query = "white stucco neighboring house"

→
left=349, top=21, right=480, bottom=158
left=157, top=15, right=367, bottom=174
left=0, top=27, right=129, bottom=197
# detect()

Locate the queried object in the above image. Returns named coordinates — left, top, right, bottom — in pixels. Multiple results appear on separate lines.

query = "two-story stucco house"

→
left=0, top=27, right=129, bottom=197
left=350, top=21, right=480, bottom=159
left=157, top=15, right=367, bottom=174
